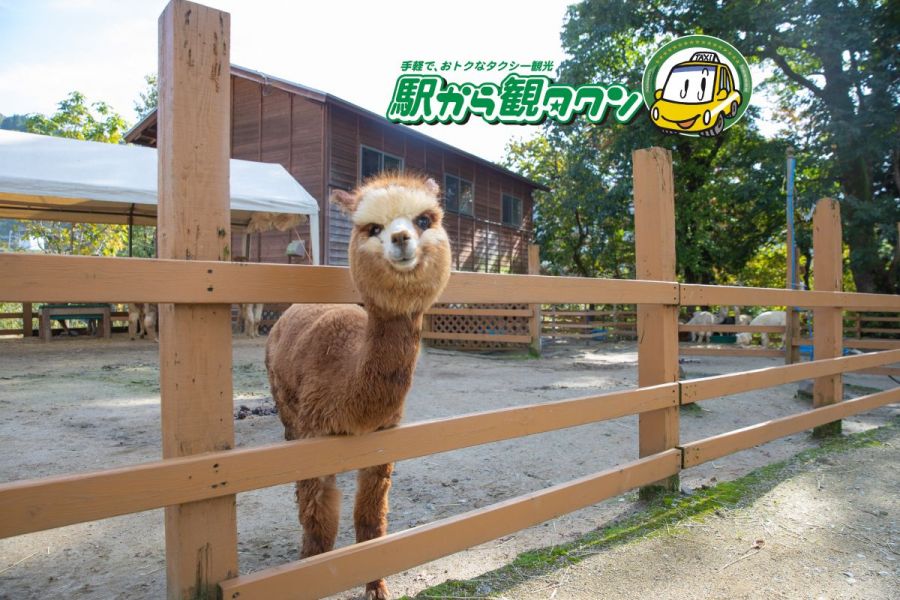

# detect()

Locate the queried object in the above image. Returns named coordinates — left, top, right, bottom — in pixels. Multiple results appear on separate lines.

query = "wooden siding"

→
left=326, top=106, right=534, bottom=271
left=230, top=75, right=323, bottom=264
left=224, top=72, right=537, bottom=270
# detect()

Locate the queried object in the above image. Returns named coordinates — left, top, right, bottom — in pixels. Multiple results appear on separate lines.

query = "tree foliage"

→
left=507, top=2, right=788, bottom=285
left=134, top=74, right=158, bottom=120
left=26, top=91, right=128, bottom=143
left=507, top=0, right=898, bottom=292
left=16, top=91, right=136, bottom=256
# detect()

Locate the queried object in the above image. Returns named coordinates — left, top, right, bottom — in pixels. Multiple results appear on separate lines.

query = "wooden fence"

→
left=1, top=3, right=899, bottom=599
left=0, top=302, right=132, bottom=337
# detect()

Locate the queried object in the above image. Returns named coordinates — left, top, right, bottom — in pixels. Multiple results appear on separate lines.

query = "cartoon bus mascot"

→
left=650, top=51, right=742, bottom=137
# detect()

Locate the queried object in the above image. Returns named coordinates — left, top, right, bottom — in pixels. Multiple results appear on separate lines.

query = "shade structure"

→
left=0, top=130, right=320, bottom=264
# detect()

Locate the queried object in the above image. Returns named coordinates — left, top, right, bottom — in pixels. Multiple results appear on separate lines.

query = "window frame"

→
left=443, top=173, right=474, bottom=216
left=359, top=145, right=404, bottom=182
left=501, top=193, right=524, bottom=228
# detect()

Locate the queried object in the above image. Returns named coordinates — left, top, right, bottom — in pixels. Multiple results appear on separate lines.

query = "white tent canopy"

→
left=0, top=130, right=320, bottom=264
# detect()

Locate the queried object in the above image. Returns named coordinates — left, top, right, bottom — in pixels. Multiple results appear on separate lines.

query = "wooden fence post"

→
left=22, top=302, right=32, bottom=337
left=157, top=2, right=238, bottom=598
left=633, top=148, right=679, bottom=496
left=812, top=198, right=843, bottom=437
left=528, top=244, right=541, bottom=356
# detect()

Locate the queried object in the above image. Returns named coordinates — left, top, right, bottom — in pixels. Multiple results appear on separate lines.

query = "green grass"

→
left=404, top=416, right=897, bottom=599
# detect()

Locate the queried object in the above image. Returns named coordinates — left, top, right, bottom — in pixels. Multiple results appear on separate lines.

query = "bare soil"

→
left=493, top=422, right=900, bottom=600
left=0, top=335, right=896, bottom=599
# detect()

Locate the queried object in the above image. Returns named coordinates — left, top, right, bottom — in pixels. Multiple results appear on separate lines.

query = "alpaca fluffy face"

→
left=353, top=186, right=446, bottom=272
left=331, top=174, right=452, bottom=315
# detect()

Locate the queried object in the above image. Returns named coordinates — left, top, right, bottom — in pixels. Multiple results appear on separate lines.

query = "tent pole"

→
left=128, top=204, right=135, bottom=257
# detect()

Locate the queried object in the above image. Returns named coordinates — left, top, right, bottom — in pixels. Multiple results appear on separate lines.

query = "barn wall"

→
left=326, top=105, right=534, bottom=272
left=230, top=75, right=324, bottom=264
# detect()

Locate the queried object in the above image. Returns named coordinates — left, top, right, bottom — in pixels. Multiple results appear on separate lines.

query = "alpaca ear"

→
left=330, top=189, right=358, bottom=214
left=424, top=178, right=440, bottom=197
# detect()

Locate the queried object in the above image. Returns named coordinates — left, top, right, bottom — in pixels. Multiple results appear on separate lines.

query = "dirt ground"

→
left=0, top=334, right=897, bottom=599
left=496, top=422, right=900, bottom=600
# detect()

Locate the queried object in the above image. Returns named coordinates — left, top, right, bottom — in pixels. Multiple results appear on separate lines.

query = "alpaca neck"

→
left=348, top=306, right=424, bottom=430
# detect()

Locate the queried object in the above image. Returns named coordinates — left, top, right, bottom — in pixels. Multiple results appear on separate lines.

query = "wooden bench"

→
left=39, top=304, right=112, bottom=341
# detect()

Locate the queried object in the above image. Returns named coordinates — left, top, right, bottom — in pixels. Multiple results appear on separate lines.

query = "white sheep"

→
left=735, top=314, right=753, bottom=345
left=686, top=310, right=717, bottom=343
left=748, top=310, right=786, bottom=348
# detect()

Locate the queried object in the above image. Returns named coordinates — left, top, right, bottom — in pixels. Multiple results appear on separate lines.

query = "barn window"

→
left=360, top=146, right=403, bottom=181
left=502, top=193, right=523, bottom=227
left=444, top=174, right=473, bottom=215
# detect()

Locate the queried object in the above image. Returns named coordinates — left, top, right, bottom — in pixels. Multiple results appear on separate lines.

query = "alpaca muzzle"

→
left=384, top=217, right=419, bottom=269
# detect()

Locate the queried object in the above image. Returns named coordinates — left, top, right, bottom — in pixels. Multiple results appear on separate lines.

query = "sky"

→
left=0, top=1, right=782, bottom=164
left=0, top=0, right=575, bottom=163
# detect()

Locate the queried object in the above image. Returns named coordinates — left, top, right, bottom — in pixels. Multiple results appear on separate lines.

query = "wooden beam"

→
left=633, top=147, right=679, bottom=495
left=682, top=387, right=900, bottom=467
left=427, top=307, right=533, bottom=317
left=22, top=302, right=32, bottom=337
left=218, top=450, right=682, bottom=600
left=678, top=324, right=784, bottom=333
left=0, top=253, right=680, bottom=305
left=812, top=199, right=843, bottom=437
left=528, top=244, right=542, bottom=355
left=157, top=2, right=237, bottom=598
left=680, top=284, right=900, bottom=311
left=421, top=331, right=531, bottom=343
left=679, top=347, right=784, bottom=358
left=0, top=384, right=677, bottom=539
left=681, top=349, right=900, bottom=403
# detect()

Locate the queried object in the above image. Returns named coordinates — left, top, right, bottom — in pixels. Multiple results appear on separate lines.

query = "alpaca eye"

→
left=368, top=224, right=382, bottom=237
left=414, top=214, right=432, bottom=230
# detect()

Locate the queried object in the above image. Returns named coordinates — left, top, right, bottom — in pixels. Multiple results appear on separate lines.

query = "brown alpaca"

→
left=265, top=173, right=451, bottom=600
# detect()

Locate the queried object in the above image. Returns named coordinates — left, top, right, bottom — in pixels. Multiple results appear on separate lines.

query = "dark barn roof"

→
left=125, top=65, right=547, bottom=192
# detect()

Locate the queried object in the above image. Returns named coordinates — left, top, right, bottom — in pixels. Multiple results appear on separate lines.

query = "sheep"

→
left=685, top=310, right=717, bottom=343
left=749, top=310, right=786, bottom=348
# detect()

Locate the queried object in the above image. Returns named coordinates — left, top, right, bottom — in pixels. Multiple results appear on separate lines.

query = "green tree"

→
left=17, top=92, right=132, bottom=255
left=26, top=91, right=128, bottom=143
left=134, top=74, right=158, bottom=120
left=558, top=0, right=898, bottom=292
left=505, top=3, right=789, bottom=285
left=0, top=113, right=29, bottom=132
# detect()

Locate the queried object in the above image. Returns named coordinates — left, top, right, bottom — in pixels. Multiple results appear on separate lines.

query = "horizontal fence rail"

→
left=682, top=386, right=900, bottom=467
left=5, top=254, right=900, bottom=311
left=1, top=250, right=898, bottom=599
left=682, top=284, right=900, bottom=311
left=679, top=324, right=784, bottom=333
left=218, top=450, right=683, bottom=600
left=0, top=384, right=677, bottom=538
left=681, top=349, right=900, bottom=403
left=0, top=254, right=679, bottom=306
left=680, top=347, right=784, bottom=357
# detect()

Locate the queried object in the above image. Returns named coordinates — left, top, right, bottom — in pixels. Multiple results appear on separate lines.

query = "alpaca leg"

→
left=144, top=311, right=158, bottom=343
left=355, top=463, right=393, bottom=600
left=128, top=311, right=139, bottom=340
left=296, top=475, right=341, bottom=558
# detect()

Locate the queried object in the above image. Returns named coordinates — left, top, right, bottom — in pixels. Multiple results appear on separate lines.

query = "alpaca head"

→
left=331, top=173, right=451, bottom=315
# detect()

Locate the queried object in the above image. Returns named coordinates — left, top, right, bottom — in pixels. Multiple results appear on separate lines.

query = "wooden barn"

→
left=126, top=65, right=544, bottom=272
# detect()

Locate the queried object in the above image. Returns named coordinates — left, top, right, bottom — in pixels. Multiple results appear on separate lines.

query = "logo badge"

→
left=643, top=35, right=752, bottom=137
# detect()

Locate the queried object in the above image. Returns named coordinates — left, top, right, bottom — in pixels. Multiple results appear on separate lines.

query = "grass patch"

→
left=405, top=416, right=897, bottom=599
left=679, top=402, right=705, bottom=415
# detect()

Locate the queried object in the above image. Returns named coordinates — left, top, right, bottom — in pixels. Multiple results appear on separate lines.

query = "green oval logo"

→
left=643, top=35, right=752, bottom=137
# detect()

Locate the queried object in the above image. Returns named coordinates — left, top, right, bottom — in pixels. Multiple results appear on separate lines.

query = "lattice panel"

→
left=427, top=303, right=532, bottom=351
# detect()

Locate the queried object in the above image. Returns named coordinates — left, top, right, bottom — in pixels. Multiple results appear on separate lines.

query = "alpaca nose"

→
left=391, top=231, right=411, bottom=247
